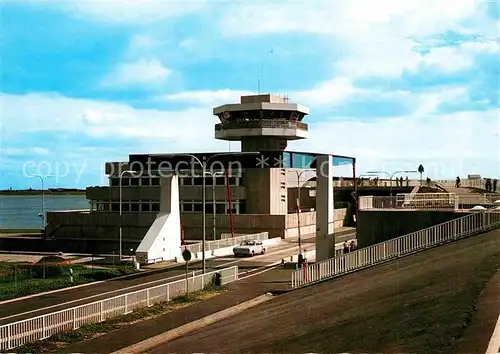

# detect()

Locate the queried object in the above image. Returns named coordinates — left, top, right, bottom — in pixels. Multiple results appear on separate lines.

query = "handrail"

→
left=215, top=120, right=308, bottom=131
left=292, top=211, right=500, bottom=288
left=0, top=266, right=239, bottom=351
left=183, top=232, right=269, bottom=254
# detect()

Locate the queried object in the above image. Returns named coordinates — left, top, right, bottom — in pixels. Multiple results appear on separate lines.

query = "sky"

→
left=0, top=0, right=499, bottom=189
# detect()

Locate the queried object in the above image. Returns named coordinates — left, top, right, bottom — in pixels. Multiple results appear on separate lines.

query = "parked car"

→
left=233, top=240, right=265, bottom=257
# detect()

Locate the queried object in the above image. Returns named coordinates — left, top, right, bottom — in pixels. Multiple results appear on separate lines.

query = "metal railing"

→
left=0, top=266, right=238, bottom=351
left=215, top=120, right=308, bottom=131
left=360, top=195, right=459, bottom=210
left=291, top=211, right=500, bottom=288
left=484, top=193, right=500, bottom=203
left=183, top=232, right=269, bottom=254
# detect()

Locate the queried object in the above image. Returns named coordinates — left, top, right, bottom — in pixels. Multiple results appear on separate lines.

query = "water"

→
left=0, top=195, right=89, bottom=229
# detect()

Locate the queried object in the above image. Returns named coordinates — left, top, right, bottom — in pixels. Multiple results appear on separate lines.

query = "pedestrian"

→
left=343, top=241, right=349, bottom=254
left=405, top=176, right=409, bottom=187
left=349, top=240, right=356, bottom=252
left=493, top=179, right=497, bottom=192
left=456, top=177, right=461, bottom=188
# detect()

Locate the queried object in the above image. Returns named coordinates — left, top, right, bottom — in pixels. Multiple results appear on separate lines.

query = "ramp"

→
left=292, top=211, right=500, bottom=288
left=136, top=175, right=181, bottom=264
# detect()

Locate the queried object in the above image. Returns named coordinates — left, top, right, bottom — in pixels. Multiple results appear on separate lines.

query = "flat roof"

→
left=128, top=151, right=355, bottom=171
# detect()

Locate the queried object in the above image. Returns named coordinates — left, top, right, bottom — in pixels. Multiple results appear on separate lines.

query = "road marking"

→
left=238, top=263, right=282, bottom=280
left=0, top=271, right=197, bottom=323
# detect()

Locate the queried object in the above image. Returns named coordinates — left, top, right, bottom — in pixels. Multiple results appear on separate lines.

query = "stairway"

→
left=444, top=186, right=488, bottom=205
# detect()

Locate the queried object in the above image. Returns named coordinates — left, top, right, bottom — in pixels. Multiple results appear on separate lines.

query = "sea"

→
left=0, top=195, right=89, bottom=230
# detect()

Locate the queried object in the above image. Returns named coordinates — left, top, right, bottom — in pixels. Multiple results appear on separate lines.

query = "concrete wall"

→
left=357, top=210, right=469, bottom=248
left=285, top=209, right=347, bottom=238
left=243, top=168, right=287, bottom=215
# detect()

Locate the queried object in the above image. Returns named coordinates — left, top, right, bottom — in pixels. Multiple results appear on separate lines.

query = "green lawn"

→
left=0, top=262, right=138, bottom=301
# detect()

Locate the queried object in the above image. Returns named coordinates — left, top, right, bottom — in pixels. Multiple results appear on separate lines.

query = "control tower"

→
left=213, top=94, right=309, bottom=151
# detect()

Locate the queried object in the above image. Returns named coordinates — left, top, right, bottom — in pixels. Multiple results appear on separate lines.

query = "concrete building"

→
left=45, top=94, right=356, bottom=257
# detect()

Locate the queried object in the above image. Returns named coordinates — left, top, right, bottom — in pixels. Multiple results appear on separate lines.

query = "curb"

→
left=110, top=293, right=275, bottom=354
left=486, top=312, right=500, bottom=354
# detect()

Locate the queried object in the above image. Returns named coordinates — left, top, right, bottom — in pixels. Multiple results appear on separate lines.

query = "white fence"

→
left=360, top=194, right=459, bottom=210
left=434, top=179, right=486, bottom=189
left=484, top=193, right=500, bottom=203
left=291, top=211, right=500, bottom=288
left=183, top=232, right=269, bottom=254
left=0, top=266, right=238, bottom=351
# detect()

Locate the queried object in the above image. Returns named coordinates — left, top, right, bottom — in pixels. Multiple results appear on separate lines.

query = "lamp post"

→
left=28, top=174, right=54, bottom=229
left=204, top=171, right=224, bottom=241
left=119, top=170, right=137, bottom=260
left=366, top=170, right=418, bottom=196
left=157, top=152, right=259, bottom=274
left=293, top=169, right=315, bottom=256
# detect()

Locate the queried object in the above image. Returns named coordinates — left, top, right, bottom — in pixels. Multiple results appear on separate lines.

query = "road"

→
left=150, top=229, right=500, bottom=354
left=0, top=239, right=311, bottom=326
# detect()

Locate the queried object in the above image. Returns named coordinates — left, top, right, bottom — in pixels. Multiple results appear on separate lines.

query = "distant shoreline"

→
left=0, top=190, right=86, bottom=196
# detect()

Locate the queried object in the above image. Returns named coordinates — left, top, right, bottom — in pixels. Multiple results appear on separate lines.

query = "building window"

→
left=206, top=203, right=213, bottom=213
left=216, top=203, right=226, bottom=214
left=130, top=203, right=140, bottom=212
left=111, top=203, right=119, bottom=212
left=215, top=177, right=225, bottom=186
left=193, top=177, right=203, bottom=186
left=182, top=203, right=193, bottom=212
left=183, top=177, right=193, bottom=186
left=130, top=178, right=140, bottom=186
left=152, top=203, right=160, bottom=212
left=151, top=178, right=160, bottom=186
left=142, top=203, right=151, bottom=212
left=142, top=178, right=151, bottom=186
left=110, top=178, right=119, bottom=187
left=239, top=200, right=246, bottom=213
left=193, top=203, right=203, bottom=212
left=229, top=177, right=237, bottom=186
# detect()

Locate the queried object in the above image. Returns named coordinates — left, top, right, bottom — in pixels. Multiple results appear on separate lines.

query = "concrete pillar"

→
left=316, top=155, right=335, bottom=261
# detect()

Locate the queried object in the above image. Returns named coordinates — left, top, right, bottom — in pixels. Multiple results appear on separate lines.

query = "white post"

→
left=42, top=316, right=46, bottom=339
left=147, top=289, right=150, bottom=307
left=212, top=174, right=216, bottom=241
left=100, top=301, right=104, bottom=322
left=119, top=173, right=123, bottom=260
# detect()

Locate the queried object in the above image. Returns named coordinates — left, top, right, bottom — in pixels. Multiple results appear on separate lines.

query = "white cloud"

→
left=159, top=89, right=255, bottom=106
left=292, top=78, right=362, bottom=107
left=218, top=0, right=486, bottom=78
left=1, top=147, right=50, bottom=156
left=39, top=1, right=208, bottom=25
left=100, top=59, right=172, bottom=89
left=1, top=93, right=224, bottom=150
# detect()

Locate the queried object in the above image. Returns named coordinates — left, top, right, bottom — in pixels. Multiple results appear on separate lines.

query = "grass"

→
left=0, top=262, right=138, bottom=301
left=7, top=284, right=227, bottom=353
left=289, top=242, right=500, bottom=353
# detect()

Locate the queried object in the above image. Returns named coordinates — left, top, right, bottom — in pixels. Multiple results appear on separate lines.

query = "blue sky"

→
left=0, top=0, right=498, bottom=189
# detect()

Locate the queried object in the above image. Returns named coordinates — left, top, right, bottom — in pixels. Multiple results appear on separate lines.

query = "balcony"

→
left=215, top=120, right=308, bottom=141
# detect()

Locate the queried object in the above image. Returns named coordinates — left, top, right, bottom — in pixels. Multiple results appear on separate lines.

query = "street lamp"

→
left=27, top=174, right=54, bottom=229
left=204, top=171, right=224, bottom=241
left=366, top=170, right=418, bottom=196
left=293, top=169, right=315, bottom=256
left=159, top=152, right=259, bottom=274
left=119, top=170, right=138, bottom=260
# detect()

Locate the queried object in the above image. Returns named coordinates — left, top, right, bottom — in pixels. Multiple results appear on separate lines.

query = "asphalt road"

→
left=152, top=229, right=500, bottom=354
left=0, top=240, right=306, bottom=326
